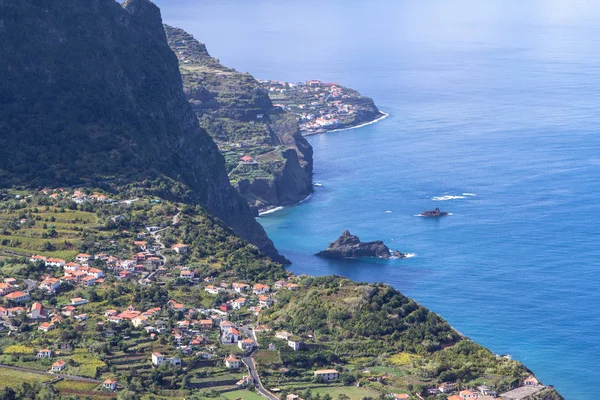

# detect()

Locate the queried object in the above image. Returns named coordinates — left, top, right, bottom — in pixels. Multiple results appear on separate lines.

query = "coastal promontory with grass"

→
left=0, top=1, right=562, bottom=400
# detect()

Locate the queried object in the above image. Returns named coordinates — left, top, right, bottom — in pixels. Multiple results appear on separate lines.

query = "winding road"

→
left=242, top=348, right=279, bottom=400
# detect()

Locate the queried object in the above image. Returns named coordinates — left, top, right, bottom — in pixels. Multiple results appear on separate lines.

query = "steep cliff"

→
left=0, top=0, right=285, bottom=262
left=165, top=25, right=313, bottom=212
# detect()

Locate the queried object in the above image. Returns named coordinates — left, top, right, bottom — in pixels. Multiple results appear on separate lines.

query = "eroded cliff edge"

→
left=165, top=25, right=313, bottom=213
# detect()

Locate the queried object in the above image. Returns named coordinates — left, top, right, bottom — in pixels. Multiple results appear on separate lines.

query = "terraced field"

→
left=0, top=207, right=109, bottom=259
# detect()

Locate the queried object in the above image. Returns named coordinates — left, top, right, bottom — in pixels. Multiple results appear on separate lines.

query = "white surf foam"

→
left=258, top=206, right=284, bottom=216
left=432, top=195, right=466, bottom=201
left=462, top=193, right=478, bottom=197
left=404, top=253, right=416, bottom=258
left=385, top=210, right=392, bottom=213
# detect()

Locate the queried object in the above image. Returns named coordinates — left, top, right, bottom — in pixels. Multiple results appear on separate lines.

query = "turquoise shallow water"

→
left=156, top=1, right=600, bottom=397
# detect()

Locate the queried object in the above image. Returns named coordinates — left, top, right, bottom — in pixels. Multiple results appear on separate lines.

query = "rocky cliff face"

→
left=0, top=0, right=285, bottom=262
left=316, top=230, right=404, bottom=259
left=165, top=25, right=313, bottom=212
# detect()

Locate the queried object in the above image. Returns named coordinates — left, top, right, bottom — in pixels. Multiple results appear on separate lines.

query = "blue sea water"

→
left=156, top=1, right=600, bottom=397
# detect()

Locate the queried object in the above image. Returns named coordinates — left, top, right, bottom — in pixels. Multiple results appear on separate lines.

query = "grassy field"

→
left=221, top=389, right=266, bottom=400
left=309, top=386, right=380, bottom=400
left=0, top=367, right=51, bottom=388
left=55, top=380, right=100, bottom=391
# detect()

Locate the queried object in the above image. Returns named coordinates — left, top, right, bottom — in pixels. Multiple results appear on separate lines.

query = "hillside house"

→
left=180, top=270, right=194, bottom=279
left=103, top=379, right=117, bottom=391
left=51, top=360, right=66, bottom=372
left=524, top=376, right=540, bottom=386
left=314, top=369, right=339, bottom=381
left=0, top=283, right=14, bottom=297
left=4, top=291, right=30, bottom=303
left=232, top=282, right=250, bottom=293
left=459, top=390, right=477, bottom=399
left=36, top=348, right=53, bottom=358
left=75, top=253, right=91, bottom=264
left=40, top=277, right=60, bottom=293
left=70, top=297, right=88, bottom=306
left=238, top=338, right=255, bottom=351
left=151, top=352, right=181, bottom=367
left=29, top=302, right=46, bottom=319
left=222, top=327, right=240, bottom=344
left=171, top=243, right=188, bottom=254
left=38, top=322, right=55, bottom=332
left=225, top=354, right=242, bottom=369
left=45, top=258, right=65, bottom=268
left=288, top=337, right=303, bottom=351
left=253, top=283, right=270, bottom=295
left=30, top=255, right=47, bottom=263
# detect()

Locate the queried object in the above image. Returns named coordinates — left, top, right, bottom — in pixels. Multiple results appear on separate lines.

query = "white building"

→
left=314, top=369, right=339, bottom=381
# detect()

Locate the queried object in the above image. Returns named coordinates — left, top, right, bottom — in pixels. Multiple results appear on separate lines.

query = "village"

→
left=259, top=79, right=384, bottom=135
left=0, top=188, right=552, bottom=400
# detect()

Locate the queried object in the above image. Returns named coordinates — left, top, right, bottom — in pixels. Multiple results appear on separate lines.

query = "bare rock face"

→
left=316, top=231, right=405, bottom=259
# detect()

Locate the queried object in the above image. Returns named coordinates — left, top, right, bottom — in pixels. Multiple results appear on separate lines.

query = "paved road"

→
left=0, top=364, right=102, bottom=383
left=242, top=349, right=279, bottom=400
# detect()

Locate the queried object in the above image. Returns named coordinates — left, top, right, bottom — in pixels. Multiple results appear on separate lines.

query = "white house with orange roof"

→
left=232, top=282, right=250, bottom=293
left=75, top=253, right=91, bottom=263
left=253, top=283, right=270, bottom=295
left=103, top=379, right=117, bottom=391
left=45, top=258, right=65, bottom=268
left=232, top=298, right=247, bottom=310
left=0, top=283, right=14, bottom=296
left=222, top=327, right=240, bottom=343
left=38, top=322, right=55, bottom=332
left=70, top=297, right=88, bottom=306
left=225, top=354, right=242, bottom=369
left=524, top=375, right=540, bottom=386
left=64, top=262, right=81, bottom=272
left=36, top=348, right=53, bottom=358
left=29, top=302, right=46, bottom=319
left=132, top=315, right=148, bottom=328
left=51, top=359, right=66, bottom=372
left=40, top=277, right=60, bottom=293
left=180, top=270, right=194, bottom=279
left=4, top=291, right=30, bottom=303
left=459, top=390, right=477, bottom=399
left=171, top=243, right=189, bottom=254
left=30, top=255, right=47, bottom=263
left=205, top=285, right=221, bottom=295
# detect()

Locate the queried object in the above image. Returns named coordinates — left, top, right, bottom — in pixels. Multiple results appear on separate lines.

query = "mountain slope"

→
left=165, top=25, right=313, bottom=212
left=0, top=0, right=285, bottom=262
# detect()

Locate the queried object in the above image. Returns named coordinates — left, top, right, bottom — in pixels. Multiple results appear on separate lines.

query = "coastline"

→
left=257, top=192, right=314, bottom=217
left=258, top=111, right=389, bottom=216
left=302, top=111, right=389, bottom=137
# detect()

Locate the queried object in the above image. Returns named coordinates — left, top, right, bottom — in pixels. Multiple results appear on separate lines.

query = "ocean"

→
left=155, top=1, right=600, bottom=397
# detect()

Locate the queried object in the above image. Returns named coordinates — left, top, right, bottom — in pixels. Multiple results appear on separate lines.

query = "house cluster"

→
left=39, top=188, right=113, bottom=204
left=203, top=278, right=299, bottom=317
left=258, top=79, right=370, bottom=133
left=428, top=378, right=541, bottom=400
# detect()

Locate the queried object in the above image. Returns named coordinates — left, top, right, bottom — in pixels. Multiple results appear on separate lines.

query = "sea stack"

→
left=316, top=230, right=406, bottom=259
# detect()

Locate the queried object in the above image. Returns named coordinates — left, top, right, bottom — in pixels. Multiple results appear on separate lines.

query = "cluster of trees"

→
left=264, top=277, right=459, bottom=355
